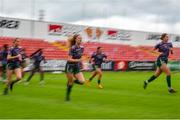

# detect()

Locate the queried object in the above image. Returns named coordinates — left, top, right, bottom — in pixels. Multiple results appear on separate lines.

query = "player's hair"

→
left=13, top=38, right=20, bottom=44
left=97, top=46, right=102, bottom=50
left=67, top=34, right=80, bottom=48
left=3, top=44, right=8, bottom=50
left=97, top=47, right=102, bottom=52
left=160, top=33, right=168, bottom=40
left=30, top=48, right=42, bottom=57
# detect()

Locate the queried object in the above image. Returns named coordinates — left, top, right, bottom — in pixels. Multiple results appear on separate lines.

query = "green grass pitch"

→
left=0, top=71, right=180, bottom=119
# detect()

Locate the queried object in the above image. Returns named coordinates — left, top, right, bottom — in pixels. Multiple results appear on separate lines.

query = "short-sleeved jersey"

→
left=68, top=45, right=84, bottom=64
left=91, top=52, right=107, bottom=66
left=0, top=50, right=8, bottom=64
left=155, top=42, right=173, bottom=58
left=32, top=52, right=45, bottom=66
left=8, top=47, right=21, bottom=64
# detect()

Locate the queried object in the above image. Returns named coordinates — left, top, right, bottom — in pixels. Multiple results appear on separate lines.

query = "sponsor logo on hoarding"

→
left=24, top=60, right=67, bottom=71
left=101, top=61, right=113, bottom=70
left=106, top=30, right=131, bottom=41
left=85, top=27, right=93, bottom=38
left=96, top=28, right=103, bottom=39
left=113, top=61, right=128, bottom=71
left=107, top=30, right=118, bottom=37
left=128, top=61, right=155, bottom=70
left=48, top=24, right=81, bottom=36
left=81, top=61, right=113, bottom=71
left=175, top=36, right=180, bottom=42
left=118, top=61, right=126, bottom=70
left=147, top=34, right=161, bottom=40
left=84, top=27, right=103, bottom=39
left=168, top=61, right=180, bottom=70
left=0, top=19, right=20, bottom=29
left=49, top=24, right=63, bottom=32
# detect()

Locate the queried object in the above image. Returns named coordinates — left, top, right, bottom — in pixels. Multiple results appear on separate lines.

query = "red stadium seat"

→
left=1, top=37, right=180, bottom=61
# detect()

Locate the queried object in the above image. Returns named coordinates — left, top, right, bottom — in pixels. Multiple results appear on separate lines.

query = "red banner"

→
left=114, top=61, right=128, bottom=71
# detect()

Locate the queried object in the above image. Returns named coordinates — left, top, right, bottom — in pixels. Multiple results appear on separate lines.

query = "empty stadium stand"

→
left=0, top=37, right=67, bottom=60
left=0, top=37, right=180, bottom=61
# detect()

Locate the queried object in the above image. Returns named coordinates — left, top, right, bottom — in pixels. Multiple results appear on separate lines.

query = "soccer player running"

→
left=65, top=34, right=85, bottom=101
left=3, top=38, right=22, bottom=95
left=144, top=33, right=176, bottom=93
left=86, top=47, right=108, bottom=89
left=0, top=44, right=9, bottom=83
left=25, top=48, right=46, bottom=85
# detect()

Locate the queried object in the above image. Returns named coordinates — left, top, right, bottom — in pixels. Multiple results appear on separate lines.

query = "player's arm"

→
left=29, top=49, right=41, bottom=58
left=152, top=44, right=158, bottom=52
left=29, top=54, right=34, bottom=59
left=7, top=53, right=21, bottom=60
left=170, top=48, right=173, bottom=54
left=29, top=52, right=36, bottom=59
left=170, top=43, right=173, bottom=54
left=88, top=56, right=93, bottom=63
left=151, top=48, right=158, bottom=54
left=89, top=53, right=95, bottom=64
left=103, top=54, right=109, bottom=63
left=67, top=55, right=82, bottom=63
left=151, top=44, right=161, bottom=55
